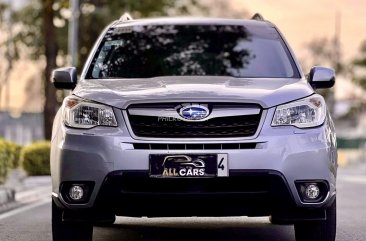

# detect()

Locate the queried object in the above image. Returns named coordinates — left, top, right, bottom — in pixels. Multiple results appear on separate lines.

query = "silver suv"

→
left=51, top=13, right=337, bottom=241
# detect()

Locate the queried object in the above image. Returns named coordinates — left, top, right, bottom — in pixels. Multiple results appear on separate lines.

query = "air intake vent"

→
left=133, top=143, right=257, bottom=150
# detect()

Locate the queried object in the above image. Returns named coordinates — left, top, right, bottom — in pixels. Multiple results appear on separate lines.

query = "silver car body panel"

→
left=51, top=104, right=337, bottom=210
left=72, top=77, right=313, bottom=109
left=51, top=17, right=337, bottom=216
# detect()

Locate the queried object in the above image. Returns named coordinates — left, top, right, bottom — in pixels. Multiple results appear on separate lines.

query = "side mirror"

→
left=51, top=67, right=78, bottom=89
left=308, top=66, right=335, bottom=89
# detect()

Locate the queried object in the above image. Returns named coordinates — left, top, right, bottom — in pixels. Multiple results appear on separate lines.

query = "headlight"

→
left=63, top=96, right=117, bottom=129
left=271, top=94, right=326, bottom=128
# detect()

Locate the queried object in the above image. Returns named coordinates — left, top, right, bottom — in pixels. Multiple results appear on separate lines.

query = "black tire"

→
left=52, top=200, right=93, bottom=241
left=294, top=198, right=336, bottom=241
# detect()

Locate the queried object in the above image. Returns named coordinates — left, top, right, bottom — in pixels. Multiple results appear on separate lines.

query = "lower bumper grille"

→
left=133, top=142, right=257, bottom=150
left=118, top=172, right=271, bottom=193
left=94, top=171, right=296, bottom=217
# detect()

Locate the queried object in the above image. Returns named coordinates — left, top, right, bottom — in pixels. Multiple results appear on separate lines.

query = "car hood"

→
left=73, top=76, right=313, bottom=109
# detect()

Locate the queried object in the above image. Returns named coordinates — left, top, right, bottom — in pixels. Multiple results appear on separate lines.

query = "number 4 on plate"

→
left=217, top=154, right=228, bottom=177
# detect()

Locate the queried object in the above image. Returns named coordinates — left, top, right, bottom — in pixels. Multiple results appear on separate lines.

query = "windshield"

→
left=86, top=24, right=300, bottom=79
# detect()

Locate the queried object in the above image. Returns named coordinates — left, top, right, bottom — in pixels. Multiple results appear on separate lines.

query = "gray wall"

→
left=0, top=112, right=44, bottom=145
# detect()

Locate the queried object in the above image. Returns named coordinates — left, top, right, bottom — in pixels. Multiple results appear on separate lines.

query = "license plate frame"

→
left=149, top=154, right=228, bottom=178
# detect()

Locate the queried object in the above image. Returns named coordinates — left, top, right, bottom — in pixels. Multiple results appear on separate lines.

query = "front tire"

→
left=52, top=200, right=93, bottom=241
left=294, top=198, right=336, bottom=241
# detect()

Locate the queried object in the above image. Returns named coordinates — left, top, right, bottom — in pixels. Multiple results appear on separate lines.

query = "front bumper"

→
left=51, top=107, right=337, bottom=218
left=53, top=170, right=332, bottom=222
left=93, top=170, right=331, bottom=220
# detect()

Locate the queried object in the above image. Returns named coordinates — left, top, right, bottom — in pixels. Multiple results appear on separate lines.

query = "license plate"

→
left=149, top=154, right=228, bottom=178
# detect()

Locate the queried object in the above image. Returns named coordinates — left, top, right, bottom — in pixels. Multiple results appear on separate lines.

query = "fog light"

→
left=305, top=184, right=320, bottom=200
left=69, top=185, right=84, bottom=200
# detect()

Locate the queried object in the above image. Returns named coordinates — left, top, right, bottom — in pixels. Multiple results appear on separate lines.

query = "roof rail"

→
left=120, top=12, right=133, bottom=21
left=251, top=13, right=264, bottom=21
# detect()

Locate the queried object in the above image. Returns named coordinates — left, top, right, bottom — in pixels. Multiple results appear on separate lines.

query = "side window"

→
left=92, top=40, right=124, bottom=78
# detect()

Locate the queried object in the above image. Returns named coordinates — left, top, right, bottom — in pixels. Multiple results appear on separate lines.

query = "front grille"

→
left=133, top=142, right=257, bottom=150
left=127, top=103, right=262, bottom=138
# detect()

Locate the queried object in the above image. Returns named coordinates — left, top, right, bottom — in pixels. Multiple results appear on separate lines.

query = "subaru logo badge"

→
left=178, top=104, right=209, bottom=120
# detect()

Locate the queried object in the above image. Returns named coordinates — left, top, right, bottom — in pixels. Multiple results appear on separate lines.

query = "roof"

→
left=112, top=17, right=274, bottom=29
